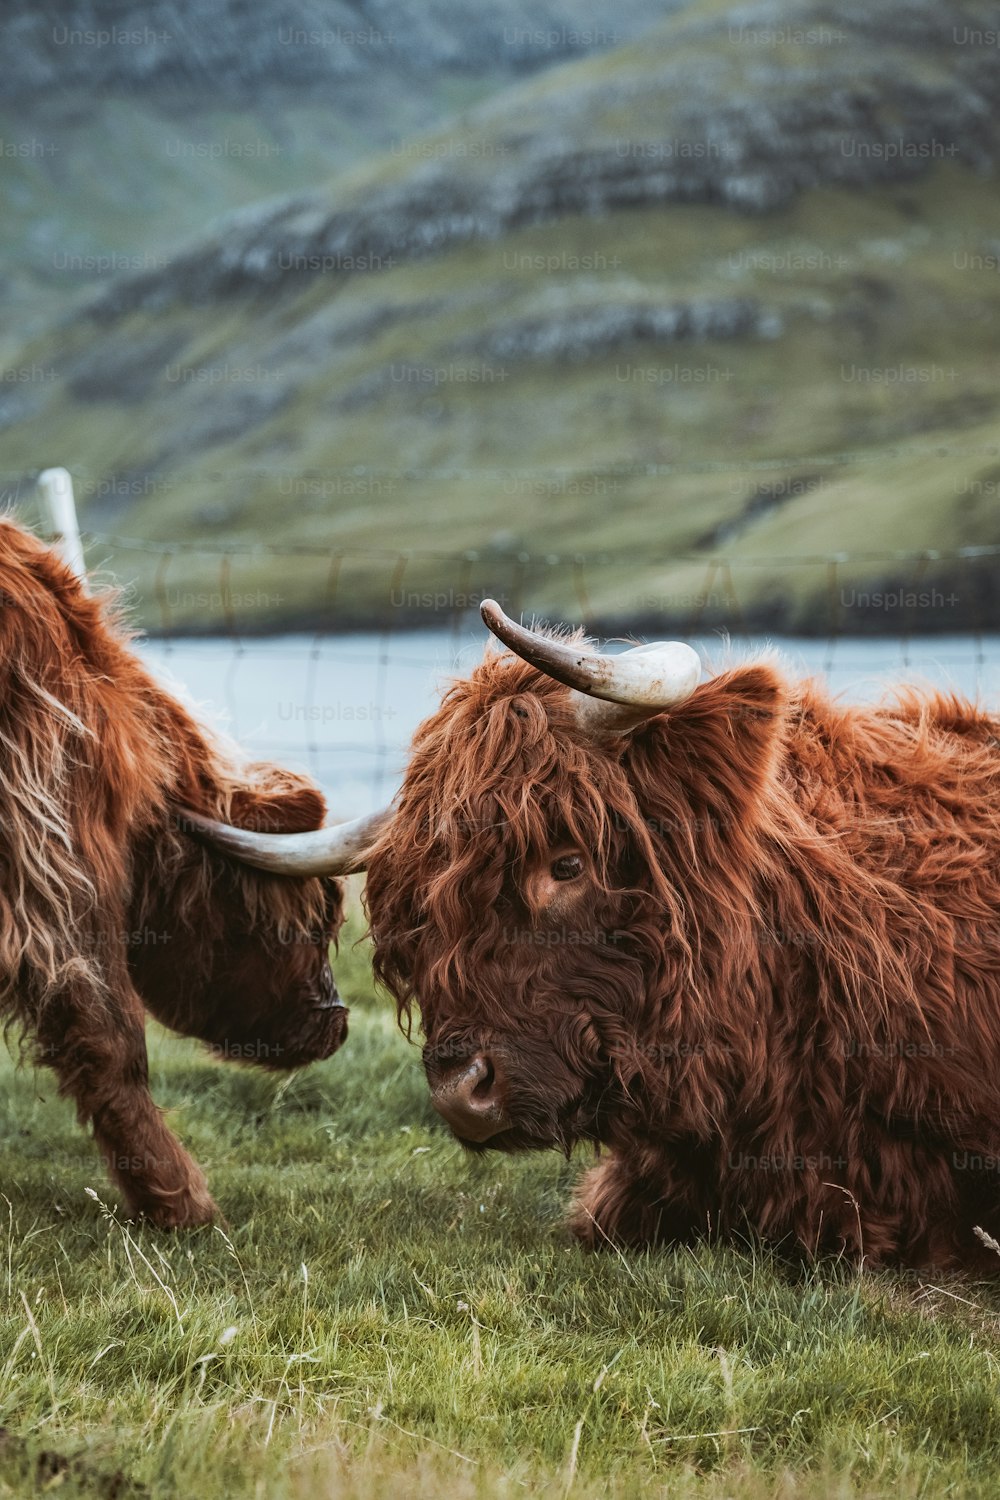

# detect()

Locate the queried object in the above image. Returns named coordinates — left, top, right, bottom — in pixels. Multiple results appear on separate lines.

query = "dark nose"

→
left=430, top=1053, right=507, bottom=1142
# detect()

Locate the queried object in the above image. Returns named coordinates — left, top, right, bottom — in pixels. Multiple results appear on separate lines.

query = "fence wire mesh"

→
left=20, top=512, right=997, bottom=818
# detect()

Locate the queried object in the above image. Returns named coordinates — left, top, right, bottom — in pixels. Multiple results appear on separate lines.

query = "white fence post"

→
left=37, top=467, right=88, bottom=589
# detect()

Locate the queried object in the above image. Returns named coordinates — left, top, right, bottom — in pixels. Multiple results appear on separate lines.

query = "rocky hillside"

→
left=0, top=0, right=674, bottom=339
left=0, top=0, right=677, bottom=95
left=85, top=0, right=1000, bottom=315
left=3, top=0, right=1000, bottom=633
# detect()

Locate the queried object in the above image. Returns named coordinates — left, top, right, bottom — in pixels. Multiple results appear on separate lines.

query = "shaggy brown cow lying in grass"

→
left=359, top=601, right=1000, bottom=1271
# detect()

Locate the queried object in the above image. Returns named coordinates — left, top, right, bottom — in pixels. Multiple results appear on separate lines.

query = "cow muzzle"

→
left=430, top=1053, right=508, bottom=1143
left=317, top=963, right=345, bottom=1010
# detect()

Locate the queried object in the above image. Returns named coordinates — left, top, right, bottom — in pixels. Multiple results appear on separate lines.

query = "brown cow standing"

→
left=0, top=520, right=381, bottom=1227
left=361, top=601, right=1000, bottom=1271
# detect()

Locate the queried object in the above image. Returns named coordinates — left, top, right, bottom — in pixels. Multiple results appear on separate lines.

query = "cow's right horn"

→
left=480, top=599, right=701, bottom=736
left=176, top=805, right=391, bottom=876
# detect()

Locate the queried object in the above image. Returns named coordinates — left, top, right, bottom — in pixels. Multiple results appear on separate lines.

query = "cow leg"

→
left=36, top=981, right=216, bottom=1229
left=570, top=1145, right=709, bottom=1251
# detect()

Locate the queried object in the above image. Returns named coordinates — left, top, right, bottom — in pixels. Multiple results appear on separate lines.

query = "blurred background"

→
left=2, top=0, right=1000, bottom=811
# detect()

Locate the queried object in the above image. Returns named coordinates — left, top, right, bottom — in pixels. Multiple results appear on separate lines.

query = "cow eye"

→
left=551, top=854, right=584, bottom=882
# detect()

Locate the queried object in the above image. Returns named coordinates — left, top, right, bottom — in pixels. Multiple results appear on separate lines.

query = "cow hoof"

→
left=122, top=1170, right=217, bottom=1230
left=135, top=1185, right=218, bottom=1231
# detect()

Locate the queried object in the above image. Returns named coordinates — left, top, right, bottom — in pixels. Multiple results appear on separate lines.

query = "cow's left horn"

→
left=480, top=599, right=701, bottom=735
left=176, top=805, right=391, bottom=876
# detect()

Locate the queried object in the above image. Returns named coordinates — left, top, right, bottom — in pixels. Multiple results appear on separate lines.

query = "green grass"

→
left=2, top=916, right=1000, bottom=1498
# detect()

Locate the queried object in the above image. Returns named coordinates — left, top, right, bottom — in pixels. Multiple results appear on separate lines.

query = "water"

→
left=138, top=630, right=1000, bottom=816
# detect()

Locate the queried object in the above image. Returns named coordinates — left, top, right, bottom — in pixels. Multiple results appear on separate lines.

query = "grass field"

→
left=2, top=913, right=1000, bottom=1499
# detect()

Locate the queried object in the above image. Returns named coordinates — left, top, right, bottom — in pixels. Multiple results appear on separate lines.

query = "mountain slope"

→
left=3, top=0, right=1000, bottom=633
left=0, top=0, right=673, bottom=345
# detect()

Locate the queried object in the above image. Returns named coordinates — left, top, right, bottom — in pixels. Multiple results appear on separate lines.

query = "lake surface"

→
left=138, top=630, right=1000, bottom=816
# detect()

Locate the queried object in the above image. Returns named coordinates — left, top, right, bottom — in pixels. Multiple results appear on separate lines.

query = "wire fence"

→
left=20, top=472, right=1000, bottom=815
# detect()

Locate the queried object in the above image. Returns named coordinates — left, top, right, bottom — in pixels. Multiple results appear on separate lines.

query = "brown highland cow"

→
left=361, top=600, right=1000, bottom=1271
left=0, top=520, right=383, bottom=1227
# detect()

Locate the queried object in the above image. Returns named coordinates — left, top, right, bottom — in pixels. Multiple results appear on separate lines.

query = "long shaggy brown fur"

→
left=366, top=638, right=1000, bottom=1270
left=0, top=520, right=347, bottom=1226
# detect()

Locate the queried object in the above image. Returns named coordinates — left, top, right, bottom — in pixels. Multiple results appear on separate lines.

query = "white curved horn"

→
left=480, top=599, right=701, bottom=736
left=176, top=805, right=391, bottom=876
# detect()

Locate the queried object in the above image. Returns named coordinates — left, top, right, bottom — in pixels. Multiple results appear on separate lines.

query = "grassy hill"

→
left=3, top=0, right=1000, bottom=633
left=0, top=0, right=673, bottom=348
left=0, top=90, right=485, bottom=355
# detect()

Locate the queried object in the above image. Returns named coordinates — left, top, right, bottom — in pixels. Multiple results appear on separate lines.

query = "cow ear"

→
left=626, top=662, right=788, bottom=832
left=228, top=775, right=327, bottom=835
